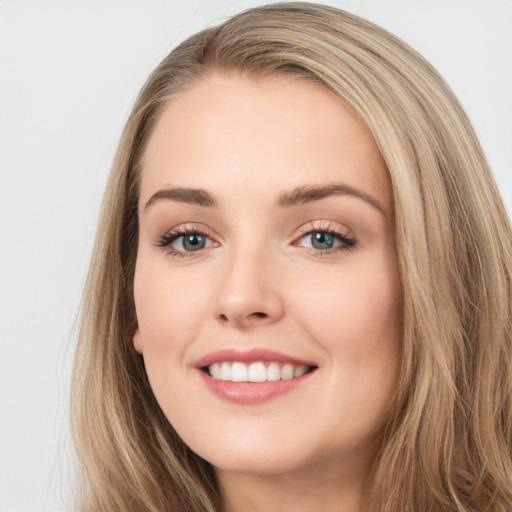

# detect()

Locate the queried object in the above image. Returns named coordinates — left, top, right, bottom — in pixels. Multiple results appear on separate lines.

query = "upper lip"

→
left=194, top=348, right=316, bottom=369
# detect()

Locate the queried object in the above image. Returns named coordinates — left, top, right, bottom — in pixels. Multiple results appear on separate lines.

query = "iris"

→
left=182, top=234, right=206, bottom=251
left=311, top=231, right=335, bottom=250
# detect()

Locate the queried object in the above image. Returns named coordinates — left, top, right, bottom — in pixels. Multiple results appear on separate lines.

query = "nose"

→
left=214, top=245, right=285, bottom=328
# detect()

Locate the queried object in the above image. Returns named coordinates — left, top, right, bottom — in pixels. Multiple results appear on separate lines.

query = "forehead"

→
left=140, top=73, right=391, bottom=209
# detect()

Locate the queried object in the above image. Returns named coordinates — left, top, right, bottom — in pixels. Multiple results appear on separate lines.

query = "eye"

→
left=177, top=233, right=209, bottom=252
left=294, top=224, right=356, bottom=256
left=156, top=225, right=218, bottom=258
left=305, top=231, right=339, bottom=250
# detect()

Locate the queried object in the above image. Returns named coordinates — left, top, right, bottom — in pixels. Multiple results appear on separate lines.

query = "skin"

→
left=133, top=73, right=402, bottom=512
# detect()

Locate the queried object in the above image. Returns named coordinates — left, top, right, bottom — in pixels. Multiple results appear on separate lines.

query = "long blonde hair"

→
left=72, top=3, right=512, bottom=511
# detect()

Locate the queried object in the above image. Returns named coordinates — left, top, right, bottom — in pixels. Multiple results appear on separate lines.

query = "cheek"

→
left=298, top=263, right=399, bottom=332
left=133, top=258, right=209, bottom=362
left=292, top=257, right=402, bottom=379
left=133, top=260, right=210, bottom=419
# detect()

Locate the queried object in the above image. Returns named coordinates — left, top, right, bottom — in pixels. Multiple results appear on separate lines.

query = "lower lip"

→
left=198, top=370, right=313, bottom=404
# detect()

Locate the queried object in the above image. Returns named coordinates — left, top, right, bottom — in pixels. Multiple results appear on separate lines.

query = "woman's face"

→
left=133, top=74, right=402, bottom=479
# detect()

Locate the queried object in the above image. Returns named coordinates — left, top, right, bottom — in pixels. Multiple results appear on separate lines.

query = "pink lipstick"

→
left=194, top=348, right=317, bottom=404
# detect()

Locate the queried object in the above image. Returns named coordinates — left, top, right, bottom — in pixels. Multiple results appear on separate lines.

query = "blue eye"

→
left=297, top=228, right=355, bottom=254
left=157, top=228, right=216, bottom=257
left=180, top=233, right=207, bottom=251
left=310, top=231, right=335, bottom=250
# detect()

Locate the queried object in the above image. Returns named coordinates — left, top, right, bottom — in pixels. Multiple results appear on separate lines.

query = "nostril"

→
left=217, top=311, right=268, bottom=324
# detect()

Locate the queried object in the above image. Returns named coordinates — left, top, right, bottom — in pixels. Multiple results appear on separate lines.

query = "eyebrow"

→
left=144, top=188, right=218, bottom=211
left=277, top=184, right=386, bottom=215
left=144, top=183, right=386, bottom=215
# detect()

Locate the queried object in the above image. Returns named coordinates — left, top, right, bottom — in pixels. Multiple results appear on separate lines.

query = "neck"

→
left=217, top=453, right=372, bottom=512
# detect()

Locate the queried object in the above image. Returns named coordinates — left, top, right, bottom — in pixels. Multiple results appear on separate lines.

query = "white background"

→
left=1, top=1, right=511, bottom=511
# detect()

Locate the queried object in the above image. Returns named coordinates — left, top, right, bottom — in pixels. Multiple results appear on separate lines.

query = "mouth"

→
left=194, top=348, right=318, bottom=404
left=203, top=361, right=314, bottom=382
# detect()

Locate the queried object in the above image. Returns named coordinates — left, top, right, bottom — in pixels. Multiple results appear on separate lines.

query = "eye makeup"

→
left=155, top=223, right=219, bottom=258
left=155, top=219, right=356, bottom=260
left=292, top=220, right=356, bottom=257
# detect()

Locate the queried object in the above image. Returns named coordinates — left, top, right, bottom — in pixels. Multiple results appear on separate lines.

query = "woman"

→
left=71, top=3, right=512, bottom=511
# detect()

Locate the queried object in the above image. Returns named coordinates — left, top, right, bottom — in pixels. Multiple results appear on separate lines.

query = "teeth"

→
left=281, top=363, right=295, bottom=380
left=266, top=362, right=281, bottom=381
left=220, top=362, right=231, bottom=381
left=294, top=365, right=308, bottom=378
left=231, top=362, right=247, bottom=382
left=248, top=362, right=266, bottom=382
left=207, top=361, right=310, bottom=382
left=210, top=362, right=221, bottom=379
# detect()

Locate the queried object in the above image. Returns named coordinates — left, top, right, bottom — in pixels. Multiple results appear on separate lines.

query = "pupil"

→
left=183, top=234, right=205, bottom=251
left=311, top=231, right=334, bottom=249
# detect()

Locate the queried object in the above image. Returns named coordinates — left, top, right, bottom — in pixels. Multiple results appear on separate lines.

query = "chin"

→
left=209, top=449, right=309, bottom=477
left=178, top=423, right=301, bottom=475
left=186, top=426, right=335, bottom=478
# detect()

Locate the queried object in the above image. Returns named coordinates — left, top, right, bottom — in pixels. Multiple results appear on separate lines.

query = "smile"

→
left=207, top=361, right=311, bottom=382
left=195, top=348, right=317, bottom=404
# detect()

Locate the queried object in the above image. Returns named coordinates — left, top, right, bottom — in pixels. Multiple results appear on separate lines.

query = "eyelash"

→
left=156, top=224, right=217, bottom=259
left=294, top=221, right=356, bottom=257
left=156, top=222, right=356, bottom=259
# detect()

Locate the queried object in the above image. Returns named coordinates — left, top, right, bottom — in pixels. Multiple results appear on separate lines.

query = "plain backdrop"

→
left=0, top=1, right=511, bottom=511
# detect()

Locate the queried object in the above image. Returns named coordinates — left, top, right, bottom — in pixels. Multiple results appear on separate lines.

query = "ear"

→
left=133, top=327, right=143, bottom=354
